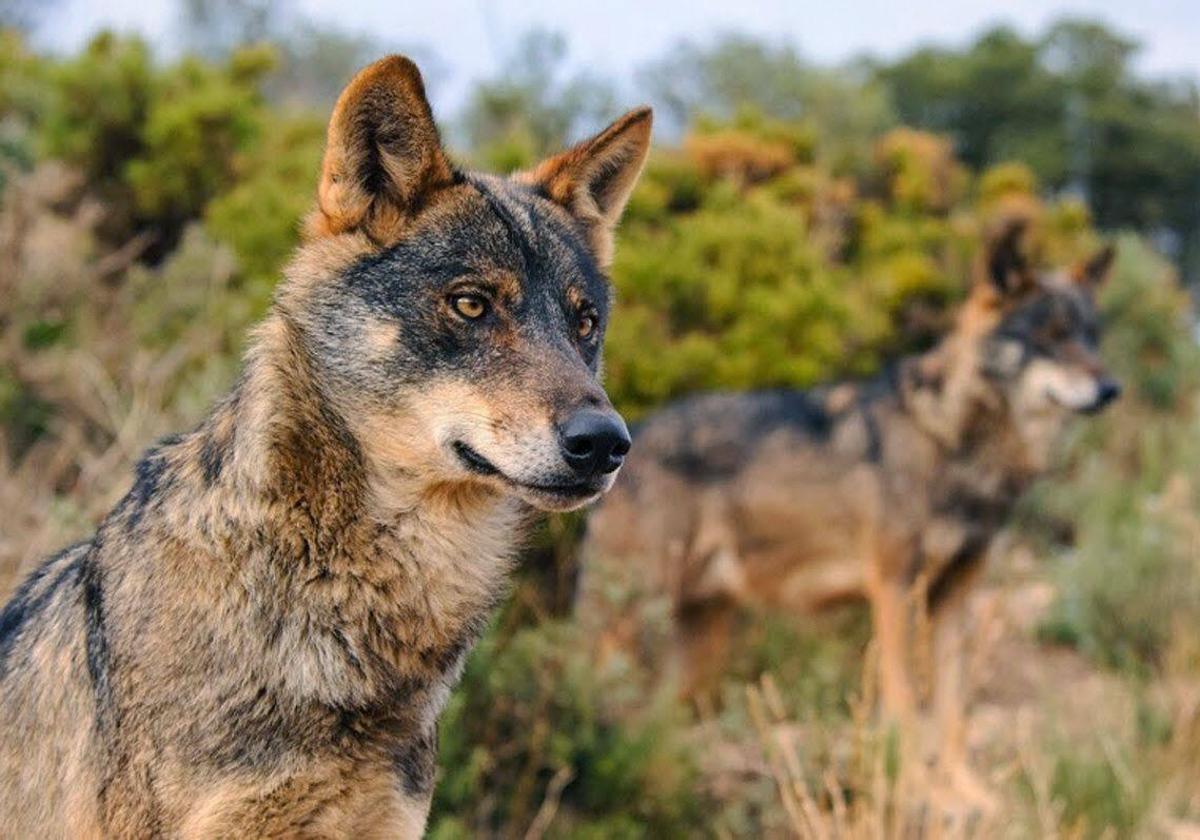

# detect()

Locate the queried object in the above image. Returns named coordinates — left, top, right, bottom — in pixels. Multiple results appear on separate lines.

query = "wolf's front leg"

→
left=866, top=570, right=917, bottom=726
left=675, top=598, right=737, bottom=700
left=928, top=562, right=997, bottom=813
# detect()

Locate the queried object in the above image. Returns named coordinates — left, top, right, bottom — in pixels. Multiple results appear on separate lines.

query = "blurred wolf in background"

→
left=0, top=56, right=650, bottom=838
left=580, top=219, right=1118, bottom=801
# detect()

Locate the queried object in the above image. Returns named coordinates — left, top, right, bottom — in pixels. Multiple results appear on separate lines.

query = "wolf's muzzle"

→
left=557, top=409, right=631, bottom=478
left=1085, top=377, right=1122, bottom=414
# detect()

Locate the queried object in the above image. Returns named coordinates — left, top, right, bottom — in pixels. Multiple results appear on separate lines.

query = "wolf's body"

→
left=580, top=223, right=1118, bottom=796
left=0, top=56, right=650, bottom=838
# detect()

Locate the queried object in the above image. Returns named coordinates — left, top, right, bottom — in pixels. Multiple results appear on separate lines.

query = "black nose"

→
left=1095, top=377, right=1122, bottom=409
left=558, top=409, right=631, bottom=477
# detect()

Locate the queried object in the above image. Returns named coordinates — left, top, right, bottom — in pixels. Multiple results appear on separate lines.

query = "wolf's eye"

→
left=577, top=309, right=598, bottom=340
left=1046, top=317, right=1072, bottom=342
left=451, top=294, right=489, bottom=320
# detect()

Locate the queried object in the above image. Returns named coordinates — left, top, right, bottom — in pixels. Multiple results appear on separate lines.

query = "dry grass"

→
left=0, top=163, right=237, bottom=590
left=705, top=555, right=1200, bottom=839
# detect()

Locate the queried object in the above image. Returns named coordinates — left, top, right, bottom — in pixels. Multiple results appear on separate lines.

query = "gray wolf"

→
left=0, top=56, right=651, bottom=838
left=579, top=219, right=1118, bottom=801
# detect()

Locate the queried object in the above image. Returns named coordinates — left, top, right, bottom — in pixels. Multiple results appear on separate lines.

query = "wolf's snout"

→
left=558, top=409, right=631, bottom=477
left=1092, top=377, right=1121, bottom=412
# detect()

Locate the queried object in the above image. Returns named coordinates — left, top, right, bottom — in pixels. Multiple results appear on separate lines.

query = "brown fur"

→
left=0, top=56, right=651, bottom=838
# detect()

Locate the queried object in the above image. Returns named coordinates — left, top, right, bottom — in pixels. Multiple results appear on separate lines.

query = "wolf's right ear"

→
left=982, top=218, right=1036, bottom=297
left=1073, top=244, right=1116, bottom=291
left=519, top=107, right=653, bottom=270
left=310, top=56, right=455, bottom=242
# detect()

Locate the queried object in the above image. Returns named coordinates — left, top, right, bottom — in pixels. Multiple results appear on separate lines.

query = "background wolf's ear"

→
left=982, top=217, right=1036, bottom=297
left=1074, top=244, right=1116, bottom=291
left=519, top=107, right=653, bottom=269
left=312, top=56, right=454, bottom=242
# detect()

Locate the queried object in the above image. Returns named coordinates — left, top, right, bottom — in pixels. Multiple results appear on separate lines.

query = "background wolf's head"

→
left=973, top=220, right=1120, bottom=464
left=276, top=57, right=651, bottom=512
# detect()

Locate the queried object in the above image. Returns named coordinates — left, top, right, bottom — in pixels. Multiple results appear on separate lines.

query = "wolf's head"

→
left=965, top=219, right=1120, bottom=464
left=278, top=57, right=651, bottom=512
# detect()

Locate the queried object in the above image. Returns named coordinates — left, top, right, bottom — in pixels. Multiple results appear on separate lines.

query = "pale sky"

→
left=35, top=0, right=1200, bottom=115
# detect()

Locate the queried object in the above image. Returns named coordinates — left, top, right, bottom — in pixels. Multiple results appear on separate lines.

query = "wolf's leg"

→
left=867, top=575, right=916, bottom=724
left=866, top=553, right=929, bottom=803
left=675, top=599, right=736, bottom=700
left=929, top=562, right=996, bottom=811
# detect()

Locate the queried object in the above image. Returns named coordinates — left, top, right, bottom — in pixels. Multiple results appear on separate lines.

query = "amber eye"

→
left=451, top=294, right=488, bottom=320
left=578, top=309, right=598, bottom=340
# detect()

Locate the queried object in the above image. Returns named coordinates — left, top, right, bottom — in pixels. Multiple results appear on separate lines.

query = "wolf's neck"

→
left=223, top=311, right=369, bottom=535
left=900, top=331, right=1000, bottom=454
left=898, top=337, right=1037, bottom=503
left=189, top=312, right=523, bottom=703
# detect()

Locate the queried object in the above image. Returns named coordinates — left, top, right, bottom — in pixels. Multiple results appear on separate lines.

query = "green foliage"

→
left=1043, top=749, right=1151, bottom=838
left=204, top=114, right=325, bottom=307
left=640, top=34, right=895, bottom=173
left=877, top=20, right=1200, bottom=279
left=460, top=29, right=616, bottom=172
left=1037, top=239, right=1200, bottom=675
left=124, top=49, right=272, bottom=226
left=430, top=619, right=706, bottom=838
left=38, top=34, right=155, bottom=194
left=604, top=118, right=1092, bottom=416
left=607, top=179, right=874, bottom=413
left=0, top=29, right=48, bottom=174
left=1098, top=235, right=1200, bottom=408
left=34, top=33, right=274, bottom=243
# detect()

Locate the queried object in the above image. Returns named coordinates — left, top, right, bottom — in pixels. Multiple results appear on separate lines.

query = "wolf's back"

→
left=579, top=388, right=834, bottom=614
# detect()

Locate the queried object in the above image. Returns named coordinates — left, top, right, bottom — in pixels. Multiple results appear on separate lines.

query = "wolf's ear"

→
left=519, top=107, right=653, bottom=269
left=982, top=218, right=1036, bottom=297
left=1073, top=244, right=1116, bottom=291
left=312, top=56, right=455, bottom=242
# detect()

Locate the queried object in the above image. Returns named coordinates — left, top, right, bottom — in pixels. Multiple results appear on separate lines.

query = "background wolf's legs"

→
left=676, top=599, right=736, bottom=700
left=929, top=561, right=996, bottom=810
left=867, top=575, right=917, bottom=724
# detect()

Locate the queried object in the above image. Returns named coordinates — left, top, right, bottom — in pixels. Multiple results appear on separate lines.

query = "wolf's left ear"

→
left=1073, top=244, right=1116, bottom=291
left=312, top=55, right=455, bottom=242
left=982, top=217, right=1036, bottom=297
left=519, top=107, right=653, bottom=269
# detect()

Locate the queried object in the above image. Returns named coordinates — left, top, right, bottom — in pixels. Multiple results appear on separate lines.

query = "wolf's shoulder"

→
left=0, top=539, right=92, bottom=677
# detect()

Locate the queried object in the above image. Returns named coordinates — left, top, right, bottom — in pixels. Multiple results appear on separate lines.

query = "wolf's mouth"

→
left=452, top=440, right=500, bottom=477
left=1043, top=389, right=1109, bottom=416
left=451, top=441, right=599, bottom=500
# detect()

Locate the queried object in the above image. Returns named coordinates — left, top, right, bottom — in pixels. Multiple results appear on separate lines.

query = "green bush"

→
left=204, top=113, right=325, bottom=309
left=430, top=619, right=706, bottom=838
left=1038, top=237, right=1200, bottom=675
left=34, top=33, right=274, bottom=245
left=605, top=119, right=1090, bottom=416
left=1047, top=750, right=1151, bottom=838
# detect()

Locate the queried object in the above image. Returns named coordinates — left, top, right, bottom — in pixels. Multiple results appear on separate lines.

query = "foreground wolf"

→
left=580, top=221, right=1118, bottom=795
left=0, top=57, right=650, bottom=837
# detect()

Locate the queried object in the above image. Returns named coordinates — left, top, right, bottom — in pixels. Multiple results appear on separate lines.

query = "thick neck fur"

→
left=894, top=317, right=1038, bottom=504
left=137, top=308, right=524, bottom=714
